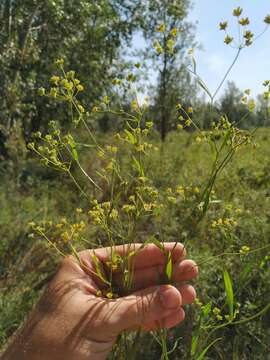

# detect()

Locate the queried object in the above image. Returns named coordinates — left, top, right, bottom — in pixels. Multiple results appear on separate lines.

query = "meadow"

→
left=1, top=125, right=270, bottom=358
left=1, top=2, right=270, bottom=359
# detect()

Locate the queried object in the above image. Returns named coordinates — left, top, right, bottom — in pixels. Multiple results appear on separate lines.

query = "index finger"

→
left=80, top=242, right=186, bottom=272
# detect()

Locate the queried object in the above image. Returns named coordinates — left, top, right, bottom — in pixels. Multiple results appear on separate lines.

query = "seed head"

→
left=239, top=17, right=250, bottom=26
left=224, top=35, right=233, bottom=45
left=219, top=21, right=228, bottom=30
left=170, top=27, right=178, bottom=37
left=156, top=23, right=165, bottom=32
left=233, top=7, right=243, bottom=17
left=264, top=15, right=270, bottom=24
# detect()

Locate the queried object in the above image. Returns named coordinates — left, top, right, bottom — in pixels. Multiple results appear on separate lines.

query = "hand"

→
left=2, top=243, right=198, bottom=360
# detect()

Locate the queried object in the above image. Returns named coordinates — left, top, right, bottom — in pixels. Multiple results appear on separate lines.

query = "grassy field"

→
left=1, top=127, right=270, bottom=358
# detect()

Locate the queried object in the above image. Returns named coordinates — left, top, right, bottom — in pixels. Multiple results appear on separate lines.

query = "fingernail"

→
left=159, top=285, right=182, bottom=310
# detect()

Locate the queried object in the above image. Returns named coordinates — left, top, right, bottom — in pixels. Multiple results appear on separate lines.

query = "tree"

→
left=139, top=0, right=196, bottom=140
left=0, top=0, right=141, bottom=156
left=256, top=94, right=270, bottom=127
left=219, top=82, right=255, bottom=128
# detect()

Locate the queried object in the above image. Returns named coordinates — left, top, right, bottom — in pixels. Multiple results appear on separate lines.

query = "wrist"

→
left=2, top=309, right=115, bottom=360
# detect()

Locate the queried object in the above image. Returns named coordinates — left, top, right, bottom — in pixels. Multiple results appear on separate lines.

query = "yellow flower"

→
left=102, top=201, right=111, bottom=210
left=126, top=73, right=136, bottom=82
left=50, top=87, right=58, bottom=98
left=241, top=96, right=247, bottom=104
left=96, top=290, right=102, bottom=297
left=109, top=209, right=119, bottom=220
left=176, top=186, right=184, bottom=195
left=263, top=92, right=269, bottom=100
left=244, top=30, right=253, bottom=40
left=67, top=70, right=75, bottom=79
left=92, top=106, right=100, bottom=113
left=194, top=298, right=203, bottom=307
left=224, top=35, right=233, bottom=45
left=122, top=204, right=136, bottom=213
left=76, top=208, right=83, bottom=214
left=143, top=203, right=153, bottom=211
left=213, top=307, right=221, bottom=315
left=157, top=23, right=165, bottom=32
left=166, top=38, right=175, bottom=51
left=248, top=99, right=256, bottom=112
left=78, top=104, right=85, bottom=113
left=76, top=84, right=84, bottom=92
left=50, top=75, right=60, bottom=85
left=106, top=292, right=114, bottom=299
left=153, top=40, right=163, bottom=55
left=138, top=176, right=147, bottom=183
left=55, top=58, right=64, bottom=66
left=239, top=17, right=250, bottom=26
left=170, top=28, right=178, bottom=37
left=97, top=150, right=105, bottom=158
left=136, top=144, right=145, bottom=152
left=38, top=87, right=46, bottom=96
left=129, top=195, right=135, bottom=202
left=102, top=96, right=110, bottom=104
left=167, top=196, right=177, bottom=204
left=240, top=245, right=250, bottom=254
left=264, top=15, right=270, bottom=24
left=219, top=21, right=228, bottom=30
left=131, top=100, right=139, bottom=111
left=233, top=7, right=243, bottom=17
left=211, top=220, right=217, bottom=228
left=112, top=78, right=121, bottom=85
left=61, top=79, right=73, bottom=91
left=61, top=231, right=69, bottom=243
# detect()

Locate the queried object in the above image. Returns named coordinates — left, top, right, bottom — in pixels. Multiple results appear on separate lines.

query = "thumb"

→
left=107, top=285, right=183, bottom=334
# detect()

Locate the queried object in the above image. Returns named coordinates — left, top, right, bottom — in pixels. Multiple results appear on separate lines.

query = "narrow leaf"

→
left=196, top=338, right=222, bottom=360
left=224, top=270, right=234, bottom=320
left=165, top=252, right=173, bottom=281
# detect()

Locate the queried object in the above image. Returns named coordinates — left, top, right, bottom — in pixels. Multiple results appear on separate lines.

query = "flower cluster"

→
left=219, top=8, right=270, bottom=48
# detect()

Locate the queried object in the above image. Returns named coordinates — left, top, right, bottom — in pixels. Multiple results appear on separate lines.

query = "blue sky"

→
left=132, top=0, right=270, bottom=100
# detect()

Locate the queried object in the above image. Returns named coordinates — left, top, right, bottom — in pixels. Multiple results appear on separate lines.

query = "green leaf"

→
left=224, top=270, right=234, bottom=320
left=67, top=135, right=78, bottom=161
left=191, top=335, right=199, bottom=356
left=91, top=254, right=111, bottom=286
left=124, top=129, right=136, bottom=144
left=152, top=237, right=164, bottom=251
left=132, top=156, right=144, bottom=176
left=197, top=78, right=212, bottom=100
left=165, top=252, right=173, bottom=281
left=196, top=338, right=222, bottom=360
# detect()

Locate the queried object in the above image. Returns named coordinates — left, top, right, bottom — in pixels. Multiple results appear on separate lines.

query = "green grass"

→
left=1, top=128, right=270, bottom=358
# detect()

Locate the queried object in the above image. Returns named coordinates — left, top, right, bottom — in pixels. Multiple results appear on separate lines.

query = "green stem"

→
left=212, top=48, right=242, bottom=101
